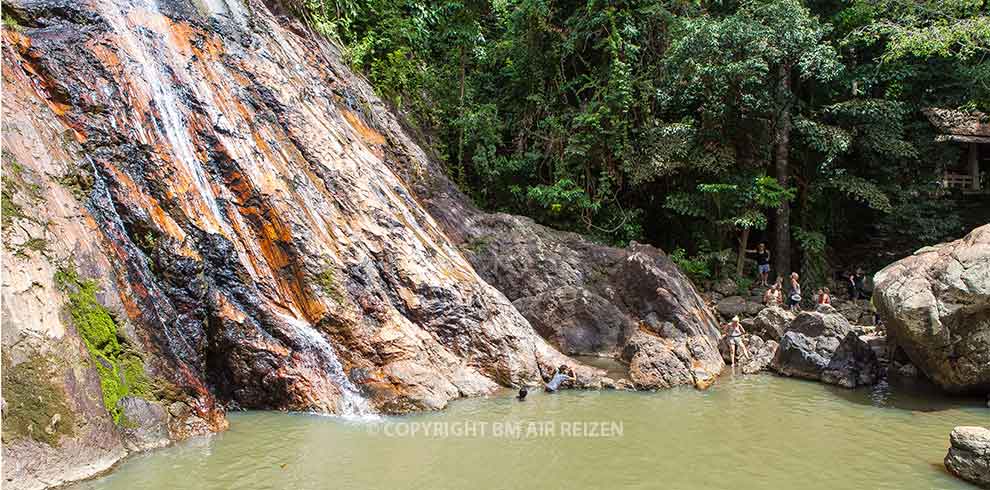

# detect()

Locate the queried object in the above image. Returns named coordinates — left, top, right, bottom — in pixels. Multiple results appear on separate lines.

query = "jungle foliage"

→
left=294, top=0, right=988, bottom=285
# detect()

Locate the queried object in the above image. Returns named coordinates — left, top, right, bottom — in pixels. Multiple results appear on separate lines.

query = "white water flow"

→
left=198, top=0, right=248, bottom=27
left=99, top=0, right=226, bottom=232
left=278, top=313, right=376, bottom=418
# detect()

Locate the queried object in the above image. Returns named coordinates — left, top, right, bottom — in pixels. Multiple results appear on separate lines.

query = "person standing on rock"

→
left=723, top=316, right=751, bottom=369
left=847, top=268, right=868, bottom=300
left=787, top=272, right=802, bottom=311
left=748, top=243, right=772, bottom=287
left=763, top=285, right=776, bottom=305
left=854, top=268, right=868, bottom=300
left=763, top=283, right=782, bottom=306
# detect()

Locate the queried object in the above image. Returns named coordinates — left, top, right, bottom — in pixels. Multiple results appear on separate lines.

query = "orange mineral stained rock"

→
left=2, top=0, right=723, bottom=487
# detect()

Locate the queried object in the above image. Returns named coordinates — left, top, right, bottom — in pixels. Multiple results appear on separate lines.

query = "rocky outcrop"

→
left=874, top=225, right=990, bottom=393
left=771, top=306, right=881, bottom=387
left=750, top=306, right=795, bottom=341
left=434, top=212, right=725, bottom=390
left=1, top=0, right=597, bottom=487
left=945, top=426, right=990, bottom=488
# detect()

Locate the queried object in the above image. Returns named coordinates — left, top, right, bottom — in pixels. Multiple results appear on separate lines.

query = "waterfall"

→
left=277, top=313, right=376, bottom=418
left=98, top=0, right=228, bottom=233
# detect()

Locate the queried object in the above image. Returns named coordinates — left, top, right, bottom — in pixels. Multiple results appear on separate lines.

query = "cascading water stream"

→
left=277, top=313, right=376, bottom=418
left=98, top=0, right=227, bottom=233
left=92, top=0, right=377, bottom=416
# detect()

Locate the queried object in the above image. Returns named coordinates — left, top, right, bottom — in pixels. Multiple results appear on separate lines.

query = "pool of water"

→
left=73, top=374, right=988, bottom=490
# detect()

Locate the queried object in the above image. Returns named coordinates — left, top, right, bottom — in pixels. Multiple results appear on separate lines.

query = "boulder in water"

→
left=874, top=224, right=990, bottom=393
left=771, top=306, right=880, bottom=387
left=448, top=211, right=726, bottom=391
left=945, top=426, right=990, bottom=488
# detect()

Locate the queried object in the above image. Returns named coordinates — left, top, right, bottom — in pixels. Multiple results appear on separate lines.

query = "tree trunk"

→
left=773, top=63, right=793, bottom=279
left=736, top=227, right=750, bottom=278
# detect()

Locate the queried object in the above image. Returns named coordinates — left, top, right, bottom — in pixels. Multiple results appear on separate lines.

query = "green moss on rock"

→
left=54, top=264, right=152, bottom=425
left=1, top=354, right=76, bottom=446
left=316, top=267, right=345, bottom=303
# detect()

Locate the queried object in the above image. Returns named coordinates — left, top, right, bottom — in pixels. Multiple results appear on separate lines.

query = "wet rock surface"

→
left=0, top=0, right=593, bottom=486
left=874, top=225, right=990, bottom=393
left=117, top=398, right=170, bottom=452
left=945, top=426, right=990, bottom=488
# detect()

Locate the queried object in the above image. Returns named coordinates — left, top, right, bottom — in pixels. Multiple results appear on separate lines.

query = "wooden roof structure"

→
left=923, top=108, right=990, bottom=144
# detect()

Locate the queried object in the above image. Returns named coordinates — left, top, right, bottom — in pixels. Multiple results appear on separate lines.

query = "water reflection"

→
left=825, top=375, right=986, bottom=412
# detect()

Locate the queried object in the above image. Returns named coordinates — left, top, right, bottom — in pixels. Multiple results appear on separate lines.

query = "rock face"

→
left=435, top=212, right=725, bottom=390
left=874, top=225, right=990, bottom=393
left=512, top=286, right=630, bottom=356
left=771, top=306, right=880, bottom=387
left=945, top=426, right=990, bottom=488
left=0, top=0, right=594, bottom=487
left=0, top=0, right=719, bottom=487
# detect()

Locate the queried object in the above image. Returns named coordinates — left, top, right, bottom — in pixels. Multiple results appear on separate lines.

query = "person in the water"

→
left=544, top=365, right=572, bottom=392
left=517, top=387, right=528, bottom=400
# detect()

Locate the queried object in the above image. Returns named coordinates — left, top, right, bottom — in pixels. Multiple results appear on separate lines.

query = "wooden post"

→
left=969, top=143, right=980, bottom=191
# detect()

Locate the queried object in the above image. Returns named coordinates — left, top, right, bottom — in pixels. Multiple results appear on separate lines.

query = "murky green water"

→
left=74, top=374, right=988, bottom=490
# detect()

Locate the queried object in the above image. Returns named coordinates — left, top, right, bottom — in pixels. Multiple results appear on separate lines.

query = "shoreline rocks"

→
left=945, top=426, right=990, bottom=488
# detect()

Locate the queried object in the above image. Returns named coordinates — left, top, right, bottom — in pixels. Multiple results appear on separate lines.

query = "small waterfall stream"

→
left=91, top=0, right=377, bottom=417
left=277, top=313, right=376, bottom=418
left=99, top=0, right=227, bottom=233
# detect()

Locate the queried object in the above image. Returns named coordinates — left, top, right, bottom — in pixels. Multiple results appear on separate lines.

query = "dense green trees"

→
left=293, top=0, right=988, bottom=286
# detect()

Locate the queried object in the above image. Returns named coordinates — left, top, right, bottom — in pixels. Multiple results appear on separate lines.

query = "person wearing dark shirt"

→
left=848, top=268, right=867, bottom=300
left=748, top=243, right=771, bottom=287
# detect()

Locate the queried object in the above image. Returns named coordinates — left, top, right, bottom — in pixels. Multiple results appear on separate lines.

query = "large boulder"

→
left=945, top=426, right=990, bottom=488
left=750, top=306, right=795, bottom=341
left=874, top=225, right=990, bottom=393
left=771, top=306, right=880, bottom=387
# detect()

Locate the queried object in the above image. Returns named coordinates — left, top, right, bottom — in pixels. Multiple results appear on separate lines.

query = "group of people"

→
left=525, top=248, right=874, bottom=392
left=751, top=243, right=872, bottom=309
left=760, top=271, right=804, bottom=312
